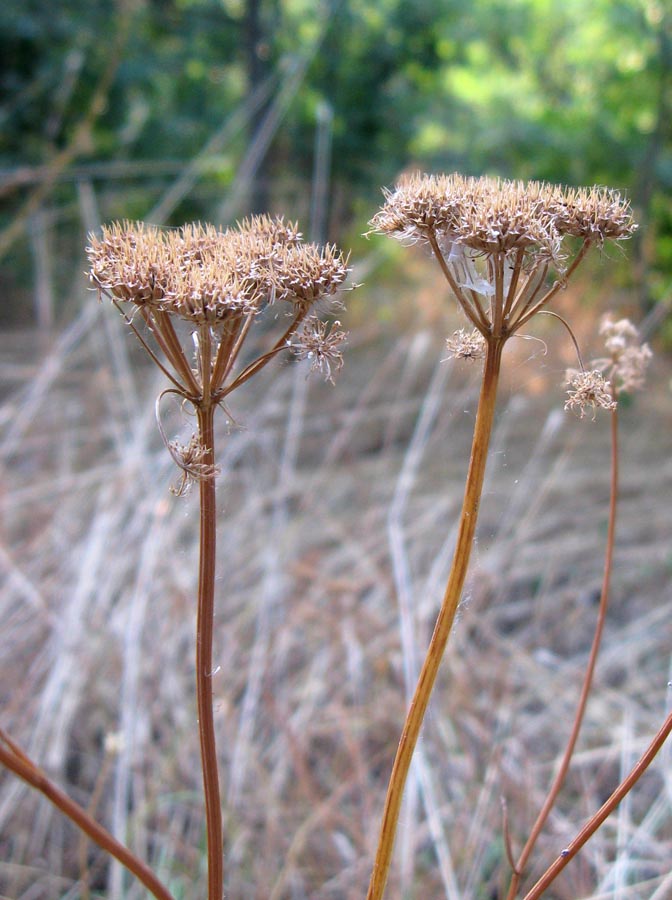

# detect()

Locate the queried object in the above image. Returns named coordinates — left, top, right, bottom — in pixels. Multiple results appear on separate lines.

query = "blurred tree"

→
left=0, top=0, right=670, bottom=328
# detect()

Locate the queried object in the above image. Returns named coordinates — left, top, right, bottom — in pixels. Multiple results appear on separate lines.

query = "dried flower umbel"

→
left=564, top=316, right=650, bottom=418
left=86, top=216, right=350, bottom=900
left=366, top=174, right=638, bottom=900
left=370, top=173, right=636, bottom=341
left=444, top=327, right=486, bottom=361
left=564, top=369, right=618, bottom=418
left=593, top=314, right=652, bottom=394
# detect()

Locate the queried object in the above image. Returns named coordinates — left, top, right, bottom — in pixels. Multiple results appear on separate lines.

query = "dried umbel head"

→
left=87, top=218, right=351, bottom=404
left=592, top=315, right=652, bottom=395
left=88, top=217, right=348, bottom=327
left=291, top=317, right=347, bottom=383
left=168, top=434, right=220, bottom=497
left=370, top=173, right=636, bottom=341
left=564, top=369, right=618, bottom=419
left=444, top=328, right=487, bottom=361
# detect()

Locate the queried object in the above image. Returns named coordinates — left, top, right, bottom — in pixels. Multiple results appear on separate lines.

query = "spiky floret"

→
left=291, top=316, right=347, bottom=383
left=444, top=328, right=487, bottom=361
left=564, top=369, right=618, bottom=418
left=548, top=186, right=636, bottom=242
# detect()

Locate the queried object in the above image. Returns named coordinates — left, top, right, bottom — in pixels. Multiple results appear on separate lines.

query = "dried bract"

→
left=564, top=369, right=617, bottom=419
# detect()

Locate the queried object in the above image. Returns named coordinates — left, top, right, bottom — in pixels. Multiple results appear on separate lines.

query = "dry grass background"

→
left=1, top=283, right=671, bottom=900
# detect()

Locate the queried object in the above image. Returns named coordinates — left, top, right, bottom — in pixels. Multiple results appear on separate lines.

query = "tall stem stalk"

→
left=506, top=400, right=619, bottom=899
left=522, top=709, right=672, bottom=900
left=366, top=338, right=505, bottom=900
left=0, top=732, right=174, bottom=900
left=196, top=404, right=224, bottom=900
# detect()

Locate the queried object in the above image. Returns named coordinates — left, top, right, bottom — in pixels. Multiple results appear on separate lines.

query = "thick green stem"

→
left=196, top=404, right=224, bottom=900
left=366, top=338, right=505, bottom=900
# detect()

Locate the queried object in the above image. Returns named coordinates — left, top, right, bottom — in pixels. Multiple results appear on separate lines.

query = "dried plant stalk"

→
left=0, top=217, right=350, bottom=900
left=506, top=317, right=652, bottom=897
left=85, top=217, right=350, bottom=899
left=0, top=729, right=174, bottom=900
left=367, top=173, right=640, bottom=899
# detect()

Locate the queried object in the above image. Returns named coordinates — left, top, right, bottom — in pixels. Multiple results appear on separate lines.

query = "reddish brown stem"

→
left=0, top=731, right=174, bottom=900
left=523, top=709, right=672, bottom=900
left=506, top=401, right=619, bottom=898
left=220, top=308, right=307, bottom=397
left=366, top=338, right=505, bottom=900
left=511, top=239, right=592, bottom=332
left=196, top=403, right=224, bottom=900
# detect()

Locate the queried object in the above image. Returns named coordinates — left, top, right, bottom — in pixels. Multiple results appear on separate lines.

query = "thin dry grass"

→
left=1, top=298, right=671, bottom=899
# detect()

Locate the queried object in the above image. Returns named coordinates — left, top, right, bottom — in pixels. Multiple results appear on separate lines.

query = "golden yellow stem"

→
left=366, top=338, right=505, bottom=900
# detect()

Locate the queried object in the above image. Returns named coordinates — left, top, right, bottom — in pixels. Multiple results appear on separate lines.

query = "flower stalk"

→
left=506, top=316, right=653, bottom=895
left=367, top=172, right=637, bottom=898
left=82, top=217, right=350, bottom=899
left=505, top=391, right=619, bottom=899
left=523, top=708, right=672, bottom=900
left=366, top=336, right=504, bottom=900
left=0, top=729, right=175, bottom=900
left=195, top=403, right=223, bottom=899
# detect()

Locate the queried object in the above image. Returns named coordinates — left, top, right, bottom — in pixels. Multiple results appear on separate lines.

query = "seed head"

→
left=564, top=369, right=617, bottom=419
left=591, top=315, right=652, bottom=395
left=292, top=317, right=347, bottom=383
left=444, top=328, right=487, bottom=361
left=269, top=243, right=351, bottom=310
left=168, top=434, right=220, bottom=496
left=87, top=219, right=349, bottom=325
left=369, top=174, right=636, bottom=339
left=370, top=173, right=634, bottom=257
left=548, top=186, right=637, bottom=243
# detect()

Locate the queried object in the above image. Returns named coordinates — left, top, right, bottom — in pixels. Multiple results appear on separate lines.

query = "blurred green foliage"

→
left=1, top=0, right=671, bottom=330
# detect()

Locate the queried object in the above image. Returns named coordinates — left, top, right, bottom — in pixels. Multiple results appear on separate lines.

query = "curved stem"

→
left=522, top=709, right=672, bottom=900
left=366, top=338, right=505, bottom=900
left=506, top=400, right=619, bottom=898
left=196, top=404, right=224, bottom=900
left=536, top=310, right=587, bottom=372
left=0, top=730, right=175, bottom=900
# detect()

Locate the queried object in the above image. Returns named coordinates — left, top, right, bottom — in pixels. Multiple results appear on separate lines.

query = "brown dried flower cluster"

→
left=370, top=174, right=636, bottom=340
left=88, top=216, right=348, bottom=326
left=564, top=369, right=618, bottom=419
left=592, top=315, right=652, bottom=395
left=168, top=434, right=220, bottom=497
left=564, top=316, right=651, bottom=420
left=86, top=217, right=350, bottom=406
left=291, top=317, right=347, bottom=383
left=444, top=328, right=487, bottom=361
